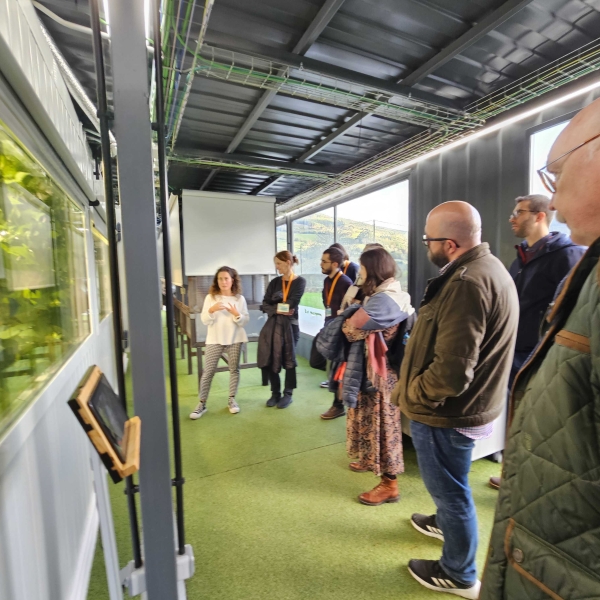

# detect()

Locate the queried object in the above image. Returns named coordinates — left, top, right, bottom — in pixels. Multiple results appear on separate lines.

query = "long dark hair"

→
left=360, top=248, right=397, bottom=296
left=209, top=266, right=242, bottom=296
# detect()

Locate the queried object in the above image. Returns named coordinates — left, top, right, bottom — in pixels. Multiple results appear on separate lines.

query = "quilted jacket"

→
left=480, top=238, right=600, bottom=599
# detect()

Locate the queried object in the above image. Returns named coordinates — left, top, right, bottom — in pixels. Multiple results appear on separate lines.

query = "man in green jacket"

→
left=480, top=100, right=600, bottom=598
left=392, top=201, right=519, bottom=598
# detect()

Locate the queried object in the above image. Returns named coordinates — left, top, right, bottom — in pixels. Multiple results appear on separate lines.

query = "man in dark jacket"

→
left=319, top=246, right=352, bottom=420
left=392, top=201, right=518, bottom=598
left=480, top=97, right=600, bottom=600
left=488, top=194, right=585, bottom=489
left=508, top=194, right=585, bottom=381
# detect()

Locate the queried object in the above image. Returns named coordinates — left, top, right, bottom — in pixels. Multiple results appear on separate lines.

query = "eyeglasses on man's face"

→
left=510, top=209, right=538, bottom=220
left=537, top=131, right=600, bottom=194
left=422, top=235, right=460, bottom=248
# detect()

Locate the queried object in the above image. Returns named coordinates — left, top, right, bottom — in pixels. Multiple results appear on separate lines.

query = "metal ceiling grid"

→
left=31, top=0, right=600, bottom=202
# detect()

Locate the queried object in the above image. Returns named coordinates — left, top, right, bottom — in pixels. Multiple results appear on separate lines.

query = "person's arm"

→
left=287, top=277, right=306, bottom=313
left=407, top=281, right=488, bottom=409
left=261, top=279, right=279, bottom=315
left=200, top=295, right=216, bottom=325
left=233, top=296, right=250, bottom=327
left=551, top=246, right=586, bottom=290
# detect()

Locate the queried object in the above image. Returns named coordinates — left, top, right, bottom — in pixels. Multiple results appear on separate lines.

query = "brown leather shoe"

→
left=489, top=476, right=501, bottom=490
left=349, top=462, right=369, bottom=473
left=320, top=405, right=346, bottom=420
left=358, top=476, right=400, bottom=506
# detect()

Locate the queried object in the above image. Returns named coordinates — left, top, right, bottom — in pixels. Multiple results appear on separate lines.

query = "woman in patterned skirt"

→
left=342, top=247, right=415, bottom=505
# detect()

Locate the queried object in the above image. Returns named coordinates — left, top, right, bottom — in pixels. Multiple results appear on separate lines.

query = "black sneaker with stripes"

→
left=411, top=513, right=444, bottom=541
left=408, top=559, right=481, bottom=599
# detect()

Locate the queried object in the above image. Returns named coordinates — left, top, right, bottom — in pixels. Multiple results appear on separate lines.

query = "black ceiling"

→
left=35, top=0, right=600, bottom=202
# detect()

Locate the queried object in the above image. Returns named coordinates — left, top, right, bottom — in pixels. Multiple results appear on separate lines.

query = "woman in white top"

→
left=190, top=266, right=249, bottom=419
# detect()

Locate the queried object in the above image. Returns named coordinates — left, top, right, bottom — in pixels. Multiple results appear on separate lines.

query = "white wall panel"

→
left=182, top=190, right=276, bottom=276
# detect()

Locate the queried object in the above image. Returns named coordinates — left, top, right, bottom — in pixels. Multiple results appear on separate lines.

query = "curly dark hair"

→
left=360, top=248, right=397, bottom=297
left=209, top=266, right=242, bottom=297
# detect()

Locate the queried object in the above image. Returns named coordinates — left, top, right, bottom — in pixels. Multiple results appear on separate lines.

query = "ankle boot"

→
left=358, top=476, right=400, bottom=506
left=266, top=393, right=281, bottom=407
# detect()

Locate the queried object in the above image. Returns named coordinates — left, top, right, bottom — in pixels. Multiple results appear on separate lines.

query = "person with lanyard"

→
left=318, top=246, right=353, bottom=419
left=257, top=251, right=306, bottom=409
left=330, top=242, right=359, bottom=283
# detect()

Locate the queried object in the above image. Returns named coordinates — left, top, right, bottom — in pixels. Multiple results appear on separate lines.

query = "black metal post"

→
left=89, top=0, right=143, bottom=569
left=153, top=0, right=186, bottom=556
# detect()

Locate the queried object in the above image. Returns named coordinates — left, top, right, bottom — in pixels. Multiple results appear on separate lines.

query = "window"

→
left=0, top=121, right=91, bottom=434
left=93, top=228, right=112, bottom=320
left=336, top=180, right=409, bottom=290
left=276, top=223, right=287, bottom=252
left=292, top=207, right=334, bottom=335
left=530, top=120, right=570, bottom=234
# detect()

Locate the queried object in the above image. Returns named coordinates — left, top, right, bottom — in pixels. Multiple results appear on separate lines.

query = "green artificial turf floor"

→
left=87, top=335, right=501, bottom=599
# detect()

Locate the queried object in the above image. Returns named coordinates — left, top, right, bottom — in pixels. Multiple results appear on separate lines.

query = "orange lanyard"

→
left=281, top=275, right=295, bottom=302
left=326, top=271, right=342, bottom=307
left=343, top=261, right=350, bottom=275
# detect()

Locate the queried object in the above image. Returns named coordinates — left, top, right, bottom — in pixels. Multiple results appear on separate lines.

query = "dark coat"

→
left=394, top=244, right=519, bottom=428
left=257, top=276, right=306, bottom=373
left=509, top=232, right=585, bottom=354
left=481, top=238, right=600, bottom=599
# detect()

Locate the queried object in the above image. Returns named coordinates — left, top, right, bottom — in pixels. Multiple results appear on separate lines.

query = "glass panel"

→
left=0, top=121, right=91, bottom=434
left=276, top=223, right=287, bottom=252
left=292, top=208, right=334, bottom=335
left=336, top=180, right=409, bottom=291
left=93, top=229, right=112, bottom=320
left=529, top=120, right=571, bottom=235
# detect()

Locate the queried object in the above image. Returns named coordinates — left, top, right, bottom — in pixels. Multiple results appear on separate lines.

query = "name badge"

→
left=277, top=303, right=290, bottom=314
left=325, top=307, right=332, bottom=317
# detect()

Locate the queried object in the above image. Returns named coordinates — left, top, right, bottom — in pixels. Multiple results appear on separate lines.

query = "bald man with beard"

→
left=392, top=201, right=519, bottom=598
left=480, top=100, right=600, bottom=599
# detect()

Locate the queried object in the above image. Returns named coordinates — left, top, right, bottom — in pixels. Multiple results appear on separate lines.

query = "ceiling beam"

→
left=172, top=150, right=337, bottom=174
left=249, top=111, right=367, bottom=195
left=205, top=42, right=460, bottom=111
left=399, top=0, right=534, bottom=86
left=201, top=0, right=347, bottom=190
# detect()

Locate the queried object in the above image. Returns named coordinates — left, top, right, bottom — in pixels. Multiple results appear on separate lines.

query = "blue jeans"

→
left=410, top=421, right=477, bottom=585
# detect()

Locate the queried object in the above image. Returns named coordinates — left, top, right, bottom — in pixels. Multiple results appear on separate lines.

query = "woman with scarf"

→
left=319, top=247, right=415, bottom=505
left=257, top=251, right=306, bottom=409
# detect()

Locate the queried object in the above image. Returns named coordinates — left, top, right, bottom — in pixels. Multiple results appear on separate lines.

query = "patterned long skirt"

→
left=346, top=378, right=404, bottom=477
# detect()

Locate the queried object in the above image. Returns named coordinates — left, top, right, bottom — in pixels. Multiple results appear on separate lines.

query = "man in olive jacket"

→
left=480, top=99, right=600, bottom=598
left=392, top=201, right=518, bottom=598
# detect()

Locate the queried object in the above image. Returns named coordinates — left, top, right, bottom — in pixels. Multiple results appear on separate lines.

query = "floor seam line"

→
left=194, top=440, right=346, bottom=480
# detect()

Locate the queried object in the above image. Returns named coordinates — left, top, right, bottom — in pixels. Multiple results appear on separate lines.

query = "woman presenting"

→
left=190, top=266, right=249, bottom=419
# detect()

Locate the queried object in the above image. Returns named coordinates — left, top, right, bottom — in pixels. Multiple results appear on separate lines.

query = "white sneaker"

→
left=228, top=398, right=240, bottom=414
left=190, top=402, right=207, bottom=420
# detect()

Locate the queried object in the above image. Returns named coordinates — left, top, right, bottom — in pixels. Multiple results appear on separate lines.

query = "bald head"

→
left=548, top=97, right=600, bottom=246
left=427, top=201, right=482, bottom=249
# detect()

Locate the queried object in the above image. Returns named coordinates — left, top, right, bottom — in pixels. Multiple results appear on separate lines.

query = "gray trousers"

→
left=199, top=343, right=243, bottom=401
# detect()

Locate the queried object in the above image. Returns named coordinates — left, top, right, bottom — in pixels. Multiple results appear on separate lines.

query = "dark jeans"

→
left=269, top=324, right=299, bottom=394
left=410, top=421, right=477, bottom=585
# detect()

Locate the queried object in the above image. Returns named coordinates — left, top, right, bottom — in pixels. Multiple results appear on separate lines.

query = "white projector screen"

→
left=156, top=194, right=184, bottom=286
left=182, top=190, right=276, bottom=276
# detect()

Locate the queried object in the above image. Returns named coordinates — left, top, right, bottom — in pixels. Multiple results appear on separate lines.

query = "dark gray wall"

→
left=408, top=87, right=600, bottom=305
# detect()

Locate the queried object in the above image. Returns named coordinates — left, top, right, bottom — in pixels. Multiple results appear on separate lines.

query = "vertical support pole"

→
left=108, top=0, right=178, bottom=597
left=91, top=452, right=124, bottom=600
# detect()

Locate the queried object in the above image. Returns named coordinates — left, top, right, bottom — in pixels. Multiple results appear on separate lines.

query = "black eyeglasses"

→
left=537, top=131, right=600, bottom=194
left=422, top=235, right=460, bottom=248
left=510, top=209, right=539, bottom=219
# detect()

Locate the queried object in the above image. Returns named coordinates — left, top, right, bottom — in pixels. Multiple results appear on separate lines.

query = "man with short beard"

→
left=480, top=98, right=600, bottom=600
left=392, top=201, right=518, bottom=598
left=487, top=195, right=584, bottom=490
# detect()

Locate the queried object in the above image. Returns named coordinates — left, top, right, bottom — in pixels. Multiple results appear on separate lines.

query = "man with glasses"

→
left=487, top=196, right=585, bottom=490
left=481, top=100, right=600, bottom=599
left=318, top=246, right=353, bottom=420
left=392, top=201, right=518, bottom=598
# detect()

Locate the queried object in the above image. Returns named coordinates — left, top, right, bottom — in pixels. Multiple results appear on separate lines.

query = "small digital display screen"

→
left=88, top=374, right=128, bottom=463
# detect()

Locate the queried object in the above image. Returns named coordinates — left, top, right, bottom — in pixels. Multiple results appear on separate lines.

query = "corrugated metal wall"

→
left=408, top=89, right=600, bottom=305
